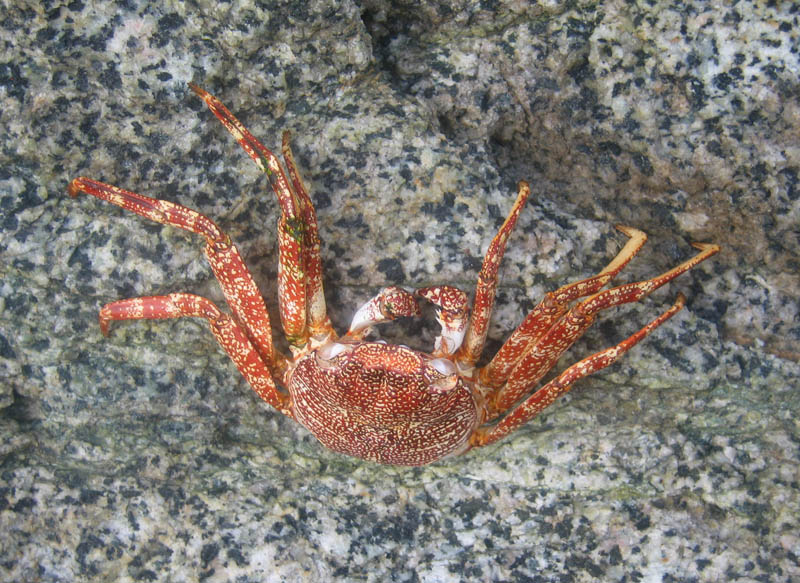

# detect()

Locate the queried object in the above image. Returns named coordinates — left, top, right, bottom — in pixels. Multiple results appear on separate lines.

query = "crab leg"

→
left=99, top=293, right=290, bottom=414
left=479, top=226, right=647, bottom=388
left=282, top=131, right=334, bottom=341
left=455, top=181, right=530, bottom=368
left=189, top=84, right=311, bottom=348
left=471, top=293, right=686, bottom=447
left=489, top=242, right=720, bottom=416
left=67, top=177, right=280, bottom=369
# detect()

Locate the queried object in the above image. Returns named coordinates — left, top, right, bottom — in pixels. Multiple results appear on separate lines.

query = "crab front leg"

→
left=455, top=181, right=530, bottom=368
left=189, top=84, right=334, bottom=349
left=345, top=286, right=421, bottom=340
left=471, top=293, right=687, bottom=447
left=416, top=286, right=469, bottom=358
left=344, top=285, right=470, bottom=359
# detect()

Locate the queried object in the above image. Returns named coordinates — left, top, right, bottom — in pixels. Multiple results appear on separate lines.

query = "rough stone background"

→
left=1, top=1, right=799, bottom=581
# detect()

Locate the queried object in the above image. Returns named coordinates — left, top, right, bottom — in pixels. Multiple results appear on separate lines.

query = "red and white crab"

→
left=68, top=85, right=719, bottom=466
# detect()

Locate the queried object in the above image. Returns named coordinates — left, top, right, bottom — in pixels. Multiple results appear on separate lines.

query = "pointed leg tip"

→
left=188, top=83, right=217, bottom=107
left=187, top=82, right=205, bottom=97
left=614, top=225, right=647, bottom=241
left=67, top=178, right=84, bottom=198
left=98, top=306, right=113, bottom=336
left=515, top=181, right=531, bottom=204
left=674, top=292, right=687, bottom=308
left=691, top=242, right=721, bottom=254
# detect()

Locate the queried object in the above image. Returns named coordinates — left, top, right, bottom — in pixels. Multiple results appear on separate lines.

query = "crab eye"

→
left=430, top=358, right=456, bottom=376
left=317, top=342, right=351, bottom=361
left=426, top=357, right=459, bottom=393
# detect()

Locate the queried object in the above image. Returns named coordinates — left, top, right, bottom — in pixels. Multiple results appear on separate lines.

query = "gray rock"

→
left=1, top=1, right=798, bottom=581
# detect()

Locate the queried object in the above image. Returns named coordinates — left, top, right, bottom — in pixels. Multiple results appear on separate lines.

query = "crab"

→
left=68, top=85, right=720, bottom=466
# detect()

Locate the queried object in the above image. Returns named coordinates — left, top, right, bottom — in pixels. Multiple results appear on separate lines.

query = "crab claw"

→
left=416, top=285, right=469, bottom=357
left=347, top=286, right=421, bottom=339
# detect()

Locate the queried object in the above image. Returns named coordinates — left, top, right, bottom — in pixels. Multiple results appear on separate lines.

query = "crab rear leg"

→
left=68, top=177, right=280, bottom=369
left=471, top=293, right=686, bottom=447
left=100, top=293, right=290, bottom=414
left=490, top=242, right=720, bottom=416
left=479, top=225, right=647, bottom=389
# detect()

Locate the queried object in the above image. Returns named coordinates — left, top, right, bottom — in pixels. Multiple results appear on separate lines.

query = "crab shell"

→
left=288, top=341, right=481, bottom=466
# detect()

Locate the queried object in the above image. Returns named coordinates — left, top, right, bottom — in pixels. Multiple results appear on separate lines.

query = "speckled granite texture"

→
left=1, top=1, right=799, bottom=581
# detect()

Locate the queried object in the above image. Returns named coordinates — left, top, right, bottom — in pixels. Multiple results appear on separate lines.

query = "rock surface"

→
left=1, top=1, right=798, bottom=581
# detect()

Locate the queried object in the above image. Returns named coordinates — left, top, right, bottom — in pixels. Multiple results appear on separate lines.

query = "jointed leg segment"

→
left=489, top=242, right=719, bottom=416
left=282, top=132, right=333, bottom=340
left=98, top=293, right=289, bottom=413
left=189, top=84, right=335, bottom=348
left=67, top=177, right=279, bottom=369
left=455, top=181, right=530, bottom=368
left=471, top=293, right=687, bottom=447
left=479, top=225, right=647, bottom=388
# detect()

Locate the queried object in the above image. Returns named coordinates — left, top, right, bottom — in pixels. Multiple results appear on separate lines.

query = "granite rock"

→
left=1, top=1, right=798, bottom=581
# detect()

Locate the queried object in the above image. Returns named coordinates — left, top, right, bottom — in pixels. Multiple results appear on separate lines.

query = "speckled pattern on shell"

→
left=289, top=342, right=479, bottom=465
